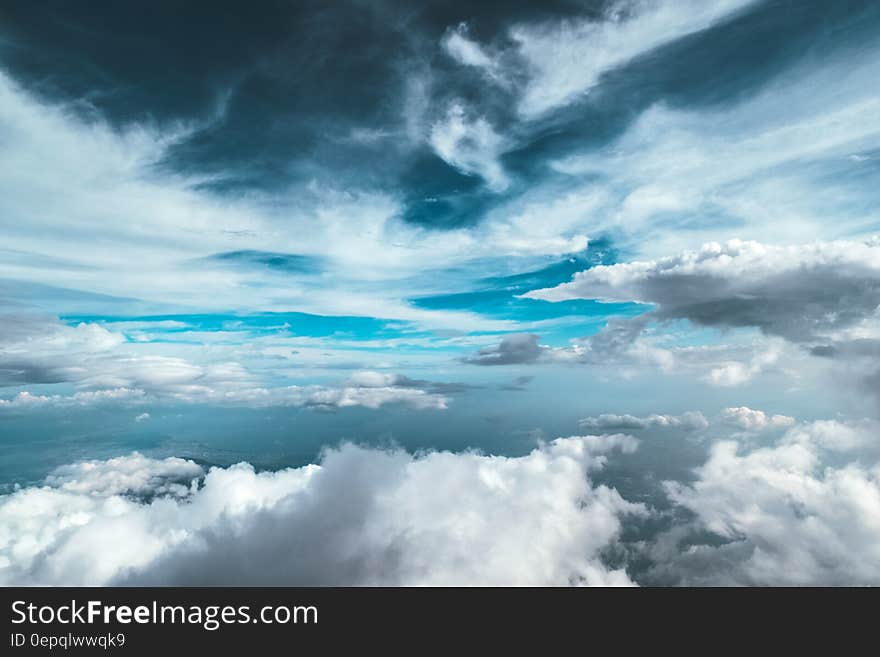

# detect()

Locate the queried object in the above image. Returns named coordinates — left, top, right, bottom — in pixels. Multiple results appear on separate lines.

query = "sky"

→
left=1, top=0, right=880, bottom=586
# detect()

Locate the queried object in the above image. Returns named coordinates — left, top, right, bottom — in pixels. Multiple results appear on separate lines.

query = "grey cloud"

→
left=462, top=333, right=544, bottom=365
left=525, top=239, right=880, bottom=344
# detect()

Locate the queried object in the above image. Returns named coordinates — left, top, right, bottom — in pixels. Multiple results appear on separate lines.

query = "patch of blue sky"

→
left=61, top=312, right=417, bottom=342
left=410, top=240, right=650, bottom=345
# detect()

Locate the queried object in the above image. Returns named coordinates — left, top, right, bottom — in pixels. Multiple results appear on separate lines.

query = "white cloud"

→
left=720, top=406, right=795, bottom=431
left=703, top=344, right=782, bottom=387
left=0, top=72, right=562, bottom=331
left=442, top=23, right=501, bottom=79
left=134, top=412, right=151, bottom=422
left=545, top=46, right=880, bottom=253
left=0, top=436, right=643, bottom=585
left=579, top=411, right=708, bottom=432
left=45, top=452, right=202, bottom=498
left=511, top=0, right=756, bottom=117
left=429, top=102, right=509, bottom=192
left=664, top=419, right=880, bottom=585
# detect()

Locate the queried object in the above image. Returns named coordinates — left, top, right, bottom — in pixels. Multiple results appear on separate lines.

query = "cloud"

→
left=579, top=411, right=708, bottom=432
left=0, top=71, right=560, bottom=331
left=462, top=333, right=543, bottom=365
left=429, top=102, right=509, bottom=192
left=134, top=412, right=151, bottom=422
left=0, top=317, right=456, bottom=411
left=703, top=343, right=782, bottom=387
left=460, top=318, right=784, bottom=388
left=441, top=23, right=502, bottom=82
left=662, top=419, right=880, bottom=585
left=45, top=452, right=202, bottom=498
left=525, top=238, right=880, bottom=344
left=720, top=406, right=795, bottom=431
left=0, top=436, right=643, bottom=586
left=510, top=0, right=757, bottom=117
left=0, top=388, right=145, bottom=409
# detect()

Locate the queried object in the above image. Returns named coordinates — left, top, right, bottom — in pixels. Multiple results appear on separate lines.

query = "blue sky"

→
left=2, top=1, right=880, bottom=586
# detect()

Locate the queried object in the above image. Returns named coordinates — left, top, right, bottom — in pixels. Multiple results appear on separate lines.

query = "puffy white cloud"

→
left=0, top=436, right=643, bottom=586
left=663, top=419, right=880, bottom=585
left=579, top=411, right=708, bottom=432
left=720, top=406, right=795, bottom=431
left=45, top=453, right=203, bottom=498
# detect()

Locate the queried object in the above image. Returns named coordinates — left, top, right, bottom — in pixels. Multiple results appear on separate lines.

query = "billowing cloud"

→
left=462, top=318, right=784, bottom=389
left=0, top=436, right=643, bottom=586
left=45, top=452, right=203, bottom=498
left=720, top=406, right=795, bottom=431
left=662, top=419, right=880, bottom=585
left=525, top=239, right=880, bottom=345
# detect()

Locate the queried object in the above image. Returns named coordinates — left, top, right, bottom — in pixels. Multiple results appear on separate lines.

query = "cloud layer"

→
left=0, top=436, right=642, bottom=586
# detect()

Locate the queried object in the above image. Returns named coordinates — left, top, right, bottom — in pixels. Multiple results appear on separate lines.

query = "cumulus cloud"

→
left=720, top=406, right=795, bottom=431
left=661, top=419, right=880, bottom=585
left=461, top=320, right=677, bottom=371
left=460, top=318, right=785, bottom=388
left=702, top=342, right=784, bottom=387
left=0, top=436, right=643, bottom=586
left=579, top=411, right=708, bottom=432
left=525, top=238, right=880, bottom=344
left=45, top=453, right=203, bottom=498
left=0, top=318, right=125, bottom=386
